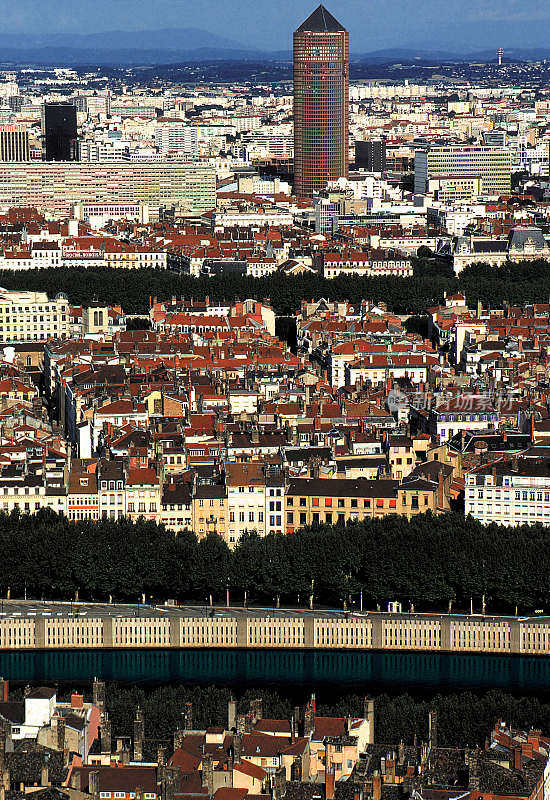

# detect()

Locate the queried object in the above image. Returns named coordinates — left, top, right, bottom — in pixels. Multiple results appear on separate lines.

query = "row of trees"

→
left=3, top=509, right=550, bottom=612
left=71, top=684, right=550, bottom=748
left=0, top=258, right=548, bottom=317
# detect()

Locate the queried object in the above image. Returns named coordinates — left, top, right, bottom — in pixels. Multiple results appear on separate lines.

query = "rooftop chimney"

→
left=184, top=702, right=193, bottom=731
left=93, top=678, right=106, bottom=714
left=326, top=768, right=335, bottom=800
left=363, top=697, right=375, bottom=745
left=373, top=773, right=382, bottom=800
left=101, top=713, right=112, bottom=756
left=202, top=754, right=214, bottom=796
left=133, top=708, right=144, bottom=763
left=228, top=698, right=237, bottom=731
left=304, top=694, right=316, bottom=738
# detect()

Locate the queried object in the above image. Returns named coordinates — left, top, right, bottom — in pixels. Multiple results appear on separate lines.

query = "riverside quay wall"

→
left=0, top=602, right=549, bottom=655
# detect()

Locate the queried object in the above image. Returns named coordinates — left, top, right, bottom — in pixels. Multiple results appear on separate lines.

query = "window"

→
left=338, top=499, right=345, bottom=508
left=299, top=497, right=306, bottom=507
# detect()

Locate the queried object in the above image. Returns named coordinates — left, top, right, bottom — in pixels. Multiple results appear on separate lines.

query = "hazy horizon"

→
left=2, top=0, right=550, bottom=52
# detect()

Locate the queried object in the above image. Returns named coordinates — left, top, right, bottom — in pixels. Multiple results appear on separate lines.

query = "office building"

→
left=0, top=125, right=30, bottom=161
left=414, top=145, right=512, bottom=196
left=42, top=102, right=78, bottom=161
left=355, top=138, right=386, bottom=172
left=0, top=160, right=216, bottom=218
left=293, top=5, right=349, bottom=198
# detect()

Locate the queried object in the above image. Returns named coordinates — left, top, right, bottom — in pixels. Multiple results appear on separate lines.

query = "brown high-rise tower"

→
left=293, top=5, right=349, bottom=199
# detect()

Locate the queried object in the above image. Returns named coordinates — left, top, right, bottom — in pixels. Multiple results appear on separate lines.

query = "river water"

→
left=4, top=648, right=550, bottom=692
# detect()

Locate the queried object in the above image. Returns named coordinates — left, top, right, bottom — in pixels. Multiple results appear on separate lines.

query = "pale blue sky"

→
left=2, top=0, right=549, bottom=51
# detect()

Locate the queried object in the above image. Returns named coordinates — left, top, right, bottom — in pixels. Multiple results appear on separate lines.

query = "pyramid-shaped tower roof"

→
left=296, top=5, right=346, bottom=33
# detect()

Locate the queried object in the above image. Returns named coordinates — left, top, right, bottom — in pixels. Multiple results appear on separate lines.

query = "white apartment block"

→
left=156, top=124, right=198, bottom=156
left=212, top=209, right=293, bottom=229
left=78, top=140, right=130, bottom=161
left=0, top=240, right=168, bottom=271
left=322, top=253, right=412, bottom=279
left=227, top=481, right=267, bottom=544
left=465, top=460, right=550, bottom=526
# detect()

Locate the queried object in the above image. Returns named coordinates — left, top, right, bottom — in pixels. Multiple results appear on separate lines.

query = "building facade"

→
left=3, top=604, right=550, bottom=656
left=42, top=102, right=78, bottom=162
left=355, top=139, right=386, bottom=172
left=293, top=5, right=349, bottom=198
left=414, top=145, right=512, bottom=196
left=0, top=161, right=216, bottom=218
left=0, top=289, right=70, bottom=343
left=0, top=125, right=30, bottom=162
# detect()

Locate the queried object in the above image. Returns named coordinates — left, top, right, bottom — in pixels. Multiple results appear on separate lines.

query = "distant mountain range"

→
left=0, top=29, right=550, bottom=66
left=0, top=29, right=263, bottom=65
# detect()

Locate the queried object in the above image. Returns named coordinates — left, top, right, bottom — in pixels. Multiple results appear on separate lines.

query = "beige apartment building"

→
left=192, top=483, right=228, bottom=541
left=0, top=289, right=70, bottom=343
left=0, top=160, right=216, bottom=218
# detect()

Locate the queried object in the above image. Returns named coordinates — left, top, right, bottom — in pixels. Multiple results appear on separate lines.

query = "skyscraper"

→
left=42, top=102, right=78, bottom=161
left=355, top=138, right=387, bottom=172
left=0, top=125, right=30, bottom=161
left=293, top=5, right=349, bottom=199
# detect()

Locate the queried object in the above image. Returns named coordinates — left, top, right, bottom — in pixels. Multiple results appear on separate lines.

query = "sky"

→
left=2, top=0, right=550, bottom=52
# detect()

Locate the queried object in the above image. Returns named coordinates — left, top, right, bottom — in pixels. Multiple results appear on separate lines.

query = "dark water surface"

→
left=3, top=648, right=550, bottom=692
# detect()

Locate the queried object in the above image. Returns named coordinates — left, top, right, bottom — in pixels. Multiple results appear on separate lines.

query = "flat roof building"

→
left=0, top=125, right=30, bottom=162
left=42, top=102, right=77, bottom=162
left=0, top=160, right=216, bottom=218
left=414, top=144, right=512, bottom=196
